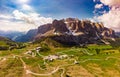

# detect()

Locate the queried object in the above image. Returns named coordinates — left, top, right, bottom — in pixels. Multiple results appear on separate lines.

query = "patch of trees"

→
left=109, top=38, right=120, bottom=48
left=0, top=41, right=26, bottom=51
left=95, top=49, right=100, bottom=54
left=87, top=47, right=112, bottom=55
left=40, top=43, right=50, bottom=52
left=0, top=46, right=9, bottom=50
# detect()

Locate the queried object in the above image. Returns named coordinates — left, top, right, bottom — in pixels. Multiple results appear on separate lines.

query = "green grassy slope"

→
left=0, top=41, right=120, bottom=77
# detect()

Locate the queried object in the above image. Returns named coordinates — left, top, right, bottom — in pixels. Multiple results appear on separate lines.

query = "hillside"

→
left=0, top=36, right=26, bottom=51
left=0, top=36, right=12, bottom=50
left=0, top=42, right=120, bottom=77
left=0, top=36, right=12, bottom=41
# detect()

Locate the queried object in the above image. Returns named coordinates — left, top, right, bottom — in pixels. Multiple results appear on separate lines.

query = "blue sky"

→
left=0, top=0, right=96, bottom=19
left=30, top=0, right=96, bottom=19
left=0, top=0, right=119, bottom=32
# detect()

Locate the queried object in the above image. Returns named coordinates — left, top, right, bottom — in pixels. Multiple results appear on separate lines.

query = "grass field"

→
left=0, top=43, right=120, bottom=77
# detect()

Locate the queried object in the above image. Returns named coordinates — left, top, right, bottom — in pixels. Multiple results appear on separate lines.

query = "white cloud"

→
left=13, top=10, right=53, bottom=26
left=22, top=4, right=32, bottom=10
left=94, top=0, right=120, bottom=32
left=0, top=10, right=53, bottom=32
left=18, top=0, right=29, bottom=4
left=0, top=14, right=13, bottom=20
left=93, top=0, right=100, bottom=2
left=93, top=0, right=96, bottom=2
left=13, top=10, right=28, bottom=20
left=96, top=8, right=120, bottom=31
left=13, top=0, right=32, bottom=11
left=100, top=0, right=120, bottom=7
left=0, top=19, right=35, bottom=32
left=95, top=4, right=103, bottom=9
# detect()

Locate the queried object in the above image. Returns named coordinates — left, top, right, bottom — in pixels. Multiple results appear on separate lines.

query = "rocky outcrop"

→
left=53, top=20, right=69, bottom=33
left=37, top=24, right=53, bottom=34
left=33, top=18, right=117, bottom=45
left=102, top=28, right=116, bottom=38
left=64, top=18, right=117, bottom=38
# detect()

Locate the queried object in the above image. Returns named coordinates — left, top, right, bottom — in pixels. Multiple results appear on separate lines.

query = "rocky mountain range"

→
left=33, top=18, right=117, bottom=45
left=1, top=18, right=117, bottom=45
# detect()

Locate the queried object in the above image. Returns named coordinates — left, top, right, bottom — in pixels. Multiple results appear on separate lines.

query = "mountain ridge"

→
left=5, top=18, right=117, bottom=45
left=33, top=18, right=117, bottom=45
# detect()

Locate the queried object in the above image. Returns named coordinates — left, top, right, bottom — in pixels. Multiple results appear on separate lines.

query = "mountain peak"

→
left=32, top=18, right=117, bottom=45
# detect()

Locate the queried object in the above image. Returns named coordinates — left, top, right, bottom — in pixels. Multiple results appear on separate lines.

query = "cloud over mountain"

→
left=94, top=0, right=120, bottom=32
left=100, top=0, right=120, bottom=6
left=13, top=10, right=53, bottom=26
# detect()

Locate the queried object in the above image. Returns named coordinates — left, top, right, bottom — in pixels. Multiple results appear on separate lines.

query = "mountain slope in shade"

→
left=15, top=29, right=37, bottom=42
left=116, top=32, right=120, bottom=37
left=33, top=18, right=117, bottom=45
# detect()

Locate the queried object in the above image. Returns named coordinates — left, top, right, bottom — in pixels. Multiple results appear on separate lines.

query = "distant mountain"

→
left=14, top=29, right=37, bottom=42
left=33, top=18, right=117, bottom=45
left=116, top=32, right=120, bottom=37
left=0, top=30, right=24, bottom=41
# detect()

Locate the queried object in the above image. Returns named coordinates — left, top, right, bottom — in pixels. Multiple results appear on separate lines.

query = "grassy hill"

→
left=0, top=38, right=120, bottom=77
left=0, top=36, right=26, bottom=51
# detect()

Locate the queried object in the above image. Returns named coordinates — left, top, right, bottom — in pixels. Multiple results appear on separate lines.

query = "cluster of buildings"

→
left=44, top=54, right=68, bottom=61
left=24, top=47, right=42, bottom=57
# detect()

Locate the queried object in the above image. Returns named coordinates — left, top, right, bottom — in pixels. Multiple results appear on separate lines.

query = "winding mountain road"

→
left=1, top=53, right=120, bottom=77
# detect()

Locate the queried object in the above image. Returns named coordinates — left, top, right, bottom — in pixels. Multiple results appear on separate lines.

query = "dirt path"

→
left=79, top=59, right=102, bottom=63
left=105, top=57, right=120, bottom=60
left=19, top=56, right=32, bottom=77
left=19, top=57, right=111, bottom=76
left=60, top=68, right=65, bottom=77
left=26, top=66, right=60, bottom=76
left=18, top=54, right=66, bottom=77
left=26, top=63, right=74, bottom=76
left=17, top=55, right=120, bottom=77
left=1, top=52, right=120, bottom=77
